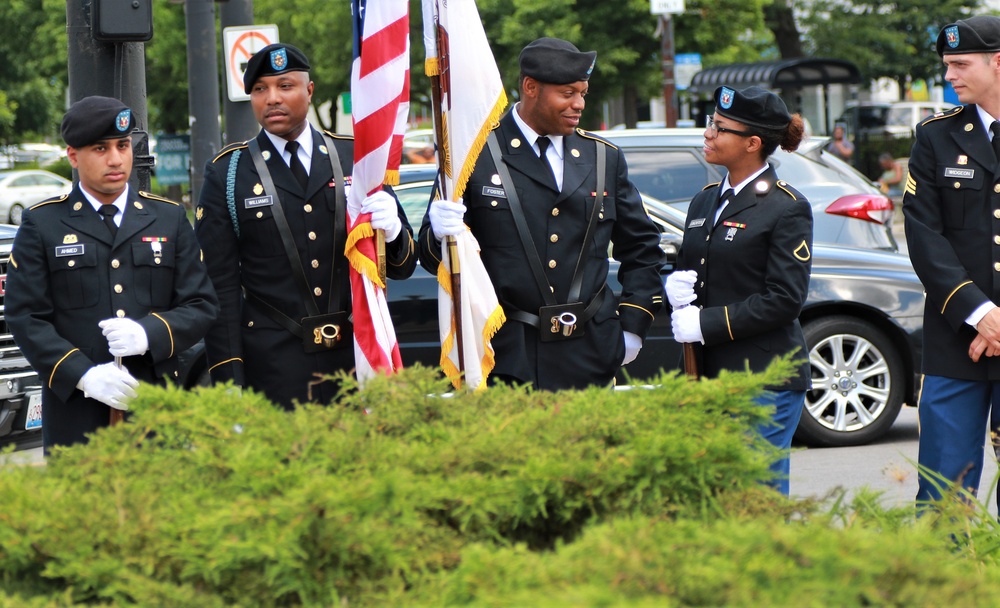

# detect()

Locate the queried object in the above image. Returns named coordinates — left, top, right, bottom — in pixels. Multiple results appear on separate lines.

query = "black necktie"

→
left=991, top=121, right=1000, bottom=161
left=285, top=140, right=309, bottom=190
left=99, top=204, right=118, bottom=237
left=712, top=188, right=734, bottom=227
left=536, top=136, right=556, bottom=182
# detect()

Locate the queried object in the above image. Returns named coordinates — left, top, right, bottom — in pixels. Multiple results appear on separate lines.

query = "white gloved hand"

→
left=428, top=198, right=466, bottom=240
left=77, top=362, right=139, bottom=411
left=362, top=190, right=403, bottom=242
left=99, top=318, right=149, bottom=357
left=671, top=305, right=704, bottom=344
left=622, top=331, right=642, bottom=365
left=665, top=270, right=698, bottom=309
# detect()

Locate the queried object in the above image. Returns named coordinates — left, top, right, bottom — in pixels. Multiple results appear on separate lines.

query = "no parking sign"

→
left=223, top=25, right=279, bottom=102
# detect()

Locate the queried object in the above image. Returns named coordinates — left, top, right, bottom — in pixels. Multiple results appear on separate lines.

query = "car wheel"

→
left=8, top=204, right=23, bottom=226
left=795, top=315, right=904, bottom=447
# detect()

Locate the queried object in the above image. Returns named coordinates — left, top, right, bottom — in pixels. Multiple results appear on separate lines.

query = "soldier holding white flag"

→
left=419, top=37, right=664, bottom=390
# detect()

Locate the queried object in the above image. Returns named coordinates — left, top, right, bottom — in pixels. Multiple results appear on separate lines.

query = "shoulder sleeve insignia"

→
left=793, top=240, right=811, bottom=262
left=138, top=191, right=181, bottom=206
left=30, top=193, right=70, bottom=209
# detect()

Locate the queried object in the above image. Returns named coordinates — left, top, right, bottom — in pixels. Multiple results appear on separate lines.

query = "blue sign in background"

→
left=155, top=135, right=190, bottom=187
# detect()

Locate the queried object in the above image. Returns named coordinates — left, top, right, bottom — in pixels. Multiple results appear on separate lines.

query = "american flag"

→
left=346, top=0, right=410, bottom=382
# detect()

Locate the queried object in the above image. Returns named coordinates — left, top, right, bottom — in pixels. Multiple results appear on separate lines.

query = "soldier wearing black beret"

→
left=5, top=96, right=219, bottom=452
left=196, top=43, right=417, bottom=409
left=668, top=85, right=811, bottom=495
left=903, top=14, right=1000, bottom=508
left=419, top=37, right=665, bottom=391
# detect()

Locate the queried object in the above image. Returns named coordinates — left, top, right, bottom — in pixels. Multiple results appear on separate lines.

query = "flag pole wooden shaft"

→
left=110, top=356, right=125, bottom=425
left=429, top=22, right=465, bottom=377
left=683, top=343, right=698, bottom=380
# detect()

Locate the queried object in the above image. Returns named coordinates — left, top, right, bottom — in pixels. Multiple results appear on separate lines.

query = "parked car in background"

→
left=402, top=129, right=436, bottom=164
left=595, top=128, right=899, bottom=252
left=882, top=101, right=955, bottom=135
left=0, top=224, right=43, bottom=444
left=835, top=101, right=954, bottom=137
left=0, top=170, right=73, bottom=225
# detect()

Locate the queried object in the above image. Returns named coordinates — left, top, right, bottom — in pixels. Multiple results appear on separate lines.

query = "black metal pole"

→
left=184, top=0, right=222, bottom=207
left=65, top=0, right=151, bottom=192
left=219, top=0, right=259, bottom=143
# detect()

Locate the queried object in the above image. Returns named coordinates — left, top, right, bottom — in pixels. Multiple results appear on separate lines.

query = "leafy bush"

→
left=1, top=358, right=998, bottom=606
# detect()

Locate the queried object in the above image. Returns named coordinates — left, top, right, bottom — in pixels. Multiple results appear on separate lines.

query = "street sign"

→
left=675, top=53, right=702, bottom=91
left=155, top=135, right=191, bottom=187
left=223, top=25, right=279, bottom=102
left=650, top=0, right=684, bottom=14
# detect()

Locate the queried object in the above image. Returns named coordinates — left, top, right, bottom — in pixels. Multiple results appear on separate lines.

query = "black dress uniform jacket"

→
left=5, top=185, right=219, bottom=449
left=417, top=112, right=665, bottom=390
left=903, top=105, right=1000, bottom=381
left=677, top=166, right=812, bottom=390
left=195, top=127, right=417, bottom=408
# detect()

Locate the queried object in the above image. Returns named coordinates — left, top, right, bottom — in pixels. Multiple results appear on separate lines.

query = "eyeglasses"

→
left=707, top=116, right=753, bottom=138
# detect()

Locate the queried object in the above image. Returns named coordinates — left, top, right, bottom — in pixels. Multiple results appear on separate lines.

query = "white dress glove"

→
left=361, top=190, right=403, bottom=242
left=428, top=198, right=466, bottom=240
left=99, top=318, right=149, bottom=357
left=671, top=305, right=704, bottom=344
left=77, top=362, right=139, bottom=411
left=665, top=270, right=698, bottom=309
left=622, top=331, right=642, bottom=365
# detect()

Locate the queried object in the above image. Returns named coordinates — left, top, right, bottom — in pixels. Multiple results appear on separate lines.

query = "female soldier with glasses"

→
left=665, top=85, right=812, bottom=495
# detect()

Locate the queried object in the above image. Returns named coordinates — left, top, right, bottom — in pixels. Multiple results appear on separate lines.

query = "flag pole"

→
left=429, top=9, right=465, bottom=376
left=683, top=343, right=698, bottom=380
left=110, top=356, right=124, bottom=425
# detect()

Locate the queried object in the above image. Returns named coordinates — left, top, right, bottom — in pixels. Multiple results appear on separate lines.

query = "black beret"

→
left=713, top=85, right=791, bottom=131
left=60, top=96, right=133, bottom=148
left=936, top=15, right=1000, bottom=56
left=518, top=37, right=597, bottom=85
left=243, top=43, right=311, bottom=94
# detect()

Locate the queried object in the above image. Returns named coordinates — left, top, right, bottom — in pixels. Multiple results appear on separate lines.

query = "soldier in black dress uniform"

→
left=903, top=16, right=1000, bottom=506
left=195, top=43, right=416, bottom=409
left=418, top=37, right=664, bottom=391
left=667, top=86, right=812, bottom=495
left=5, top=96, right=219, bottom=451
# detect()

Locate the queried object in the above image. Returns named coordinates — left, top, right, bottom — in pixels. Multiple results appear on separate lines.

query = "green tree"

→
left=145, top=2, right=191, bottom=134
left=0, top=0, right=67, bottom=143
left=798, top=0, right=986, bottom=98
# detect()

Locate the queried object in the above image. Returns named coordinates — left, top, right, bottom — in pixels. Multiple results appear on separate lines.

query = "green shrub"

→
left=0, top=357, right=997, bottom=606
left=388, top=507, right=1000, bottom=607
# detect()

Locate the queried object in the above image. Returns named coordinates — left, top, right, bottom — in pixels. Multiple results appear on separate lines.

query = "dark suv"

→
left=0, top=224, right=42, bottom=442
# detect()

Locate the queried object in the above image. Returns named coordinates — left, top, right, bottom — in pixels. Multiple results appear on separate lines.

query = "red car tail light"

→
left=824, top=194, right=895, bottom=225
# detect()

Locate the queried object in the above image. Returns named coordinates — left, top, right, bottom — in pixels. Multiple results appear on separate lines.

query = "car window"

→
left=11, top=175, right=35, bottom=187
left=394, top=182, right=434, bottom=227
left=37, top=174, right=64, bottom=187
left=623, top=150, right=713, bottom=203
left=885, top=107, right=911, bottom=128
